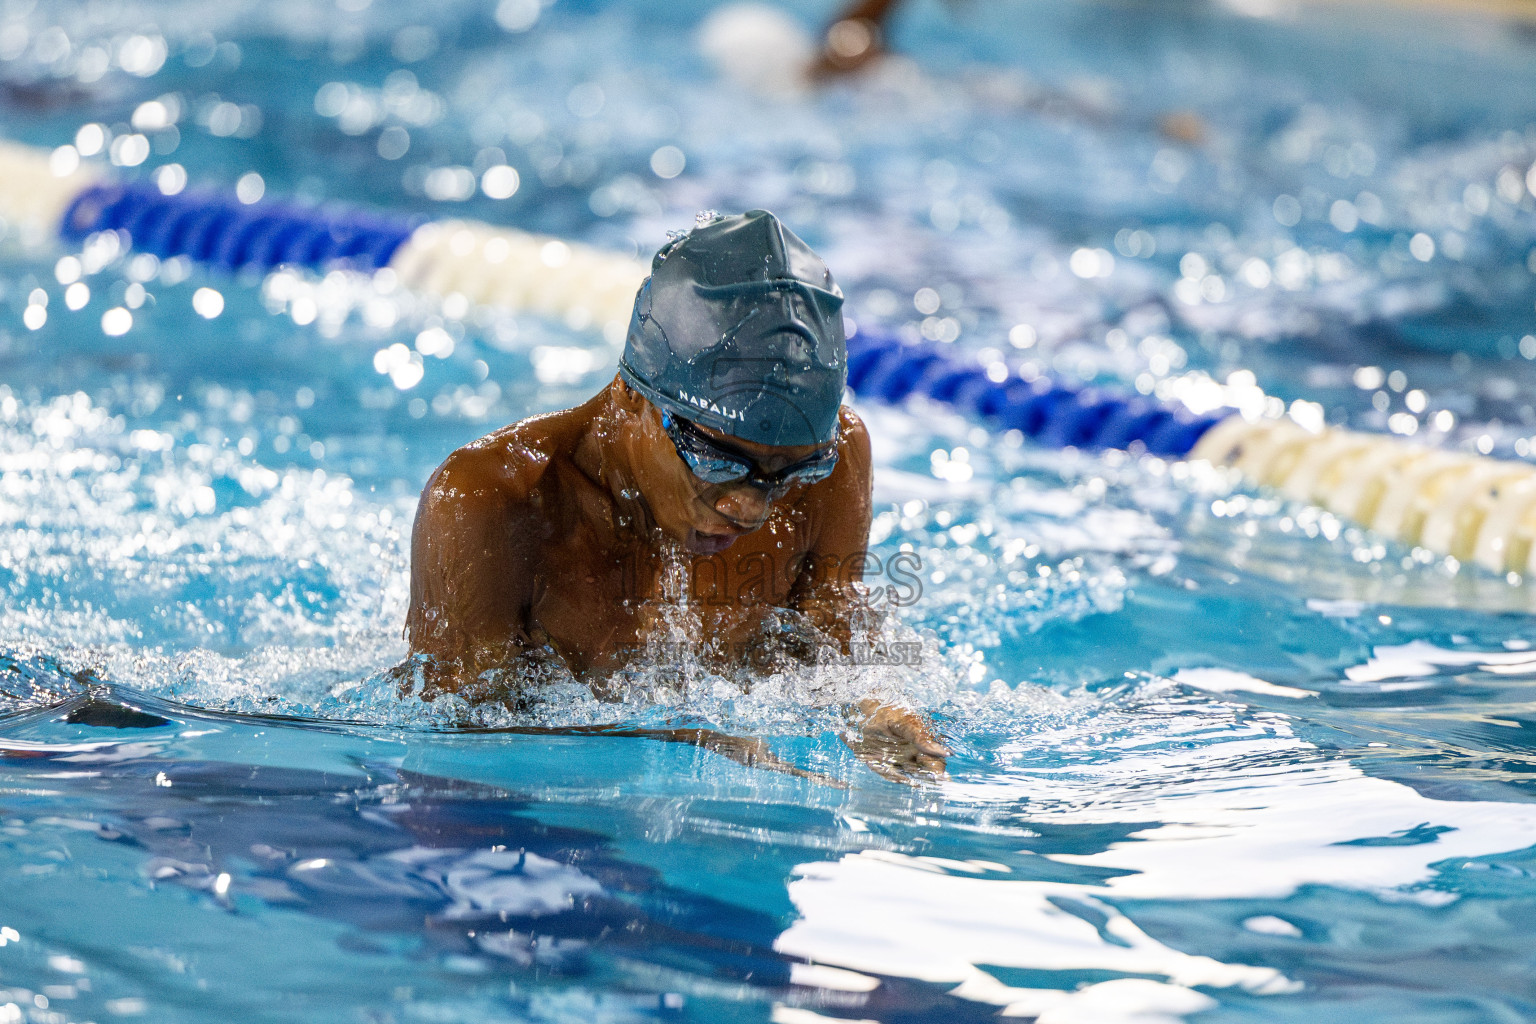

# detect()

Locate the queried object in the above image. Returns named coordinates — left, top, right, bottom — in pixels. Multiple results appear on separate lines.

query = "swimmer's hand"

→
left=847, top=700, right=949, bottom=783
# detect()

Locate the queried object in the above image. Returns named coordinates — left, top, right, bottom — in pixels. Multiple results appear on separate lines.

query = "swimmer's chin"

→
left=685, top=528, right=740, bottom=555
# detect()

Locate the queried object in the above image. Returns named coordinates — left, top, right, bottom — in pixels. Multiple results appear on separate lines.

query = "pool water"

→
left=2, top=0, right=1536, bottom=1020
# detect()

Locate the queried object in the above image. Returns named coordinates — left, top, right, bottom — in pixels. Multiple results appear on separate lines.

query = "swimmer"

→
left=701, top=1, right=1208, bottom=144
left=405, top=210, right=947, bottom=780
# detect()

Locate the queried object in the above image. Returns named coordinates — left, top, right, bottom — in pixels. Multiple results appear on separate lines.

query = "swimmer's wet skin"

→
left=405, top=210, right=948, bottom=781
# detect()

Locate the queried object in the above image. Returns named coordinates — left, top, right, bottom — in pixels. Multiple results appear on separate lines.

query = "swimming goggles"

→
left=661, top=410, right=838, bottom=493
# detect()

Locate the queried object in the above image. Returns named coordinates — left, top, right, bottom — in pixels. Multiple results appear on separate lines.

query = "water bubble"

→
left=480, top=165, right=519, bottom=199
left=414, top=327, right=454, bottom=358
left=192, top=288, right=224, bottom=320
left=496, top=0, right=541, bottom=32
left=109, top=134, right=149, bottom=167
left=1463, top=183, right=1491, bottom=216
left=376, top=126, right=410, bottom=161
left=235, top=173, right=265, bottom=205
left=0, top=24, right=27, bottom=60
left=650, top=146, right=686, bottom=179
left=929, top=200, right=960, bottom=232
left=423, top=166, right=475, bottom=201
left=206, top=102, right=243, bottom=138
left=291, top=297, right=318, bottom=326
left=1240, top=258, right=1271, bottom=288
left=314, top=82, right=349, bottom=118
left=155, top=164, right=187, bottom=195
left=48, top=145, right=79, bottom=177
left=160, top=257, right=191, bottom=285
left=1496, top=166, right=1526, bottom=205
left=1070, top=248, right=1115, bottom=279
left=117, top=34, right=166, bottom=76
left=131, top=100, right=175, bottom=132
left=1353, top=366, right=1384, bottom=390
left=1328, top=199, right=1358, bottom=232
left=101, top=308, right=132, bottom=337
left=74, top=124, right=106, bottom=156
left=540, top=241, right=571, bottom=267
left=1008, top=324, right=1036, bottom=349
left=1114, top=228, right=1155, bottom=258
left=34, top=26, right=70, bottom=65
left=1272, top=194, right=1302, bottom=227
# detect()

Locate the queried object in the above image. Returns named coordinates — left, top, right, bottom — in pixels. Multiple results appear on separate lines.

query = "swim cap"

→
left=618, top=210, right=847, bottom=447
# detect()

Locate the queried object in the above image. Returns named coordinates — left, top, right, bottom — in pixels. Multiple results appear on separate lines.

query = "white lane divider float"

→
left=1190, top=416, right=1536, bottom=577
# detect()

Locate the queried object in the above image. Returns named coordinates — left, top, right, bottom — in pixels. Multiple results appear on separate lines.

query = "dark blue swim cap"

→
left=618, top=210, right=847, bottom=447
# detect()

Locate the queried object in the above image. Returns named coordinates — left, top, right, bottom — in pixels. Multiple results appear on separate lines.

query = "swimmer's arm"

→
left=488, top=724, right=844, bottom=788
left=788, top=407, right=874, bottom=645
left=404, top=438, right=547, bottom=695
left=788, top=409, right=949, bottom=779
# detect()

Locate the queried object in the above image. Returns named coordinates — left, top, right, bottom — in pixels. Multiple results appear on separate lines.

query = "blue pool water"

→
left=2, top=0, right=1536, bottom=1020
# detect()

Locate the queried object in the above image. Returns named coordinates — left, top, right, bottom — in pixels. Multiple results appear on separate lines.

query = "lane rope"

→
left=5, top=139, right=1534, bottom=578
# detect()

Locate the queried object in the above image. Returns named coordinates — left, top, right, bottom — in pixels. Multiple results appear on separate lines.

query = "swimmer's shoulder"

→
left=426, top=403, right=591, bottom=507
left=786, top=405, right=871, bottom=522
left=836, top=406, right=870, bottom=461
left=828, top=405, right=872, bottom=490
left=764, top=405, right=872, bottom=568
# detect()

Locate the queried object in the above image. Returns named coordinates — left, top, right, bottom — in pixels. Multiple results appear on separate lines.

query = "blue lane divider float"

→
left=845, top=329, right=1228, bottom=458
left=59, top=180, right=421, bottom=274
